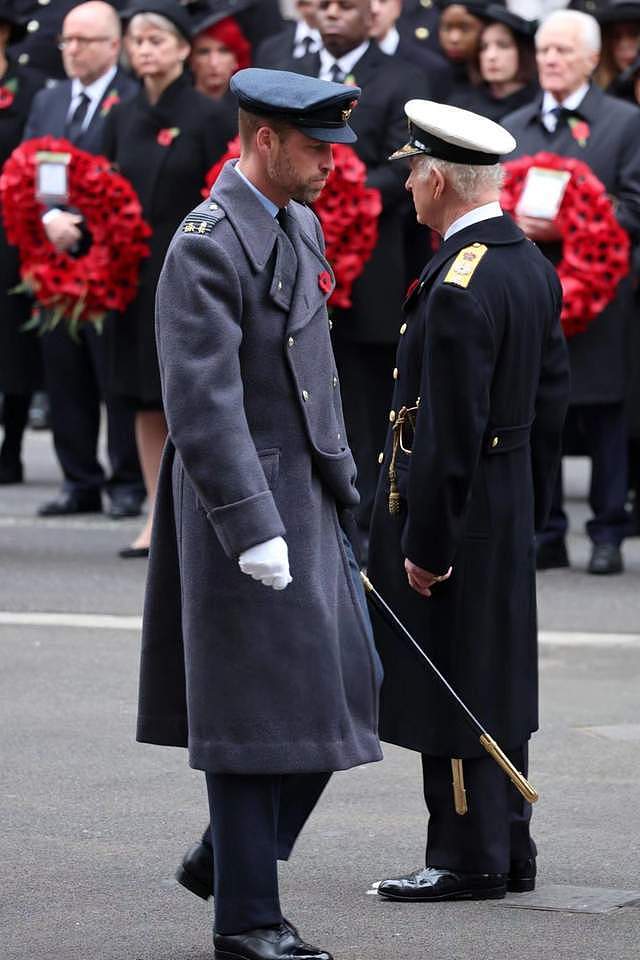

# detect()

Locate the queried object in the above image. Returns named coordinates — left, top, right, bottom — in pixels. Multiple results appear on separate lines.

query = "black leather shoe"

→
left=176, top=841, right=214, bottom=900
left=106, top=494, right=144, bottom=519
left=377, top=866, right=506, bottom=902
left=536, top=539, right=569, bottom=570
left=38, top=492, right=102, bottom=516
left=507, top=857, right=536, bottom=892
left=0, top=459, right=23, bottom=484
left=588, top=543, right=623, bottom=575
left=214, top=923, right=332, bottom=960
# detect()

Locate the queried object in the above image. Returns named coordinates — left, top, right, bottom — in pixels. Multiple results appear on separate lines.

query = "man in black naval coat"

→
left=271, top=0, right=430, bottom=550
left=139, top=69, right=382, bottom=959
left=367, top=99, right=570, bottom=901
left=22, top=0, right=143, bottom=518
left=503, top=8, right=640, bottom=575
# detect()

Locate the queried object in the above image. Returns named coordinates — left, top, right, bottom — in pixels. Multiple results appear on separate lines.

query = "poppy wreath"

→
left=501, top=151, right=629, bottom=338
left=203, top=138, right=382, bottom=309
left=0, top=136, right=152, bottom=335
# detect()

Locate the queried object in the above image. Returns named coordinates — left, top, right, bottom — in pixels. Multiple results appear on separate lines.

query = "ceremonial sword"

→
left=360, top=572, right=539, bottom=806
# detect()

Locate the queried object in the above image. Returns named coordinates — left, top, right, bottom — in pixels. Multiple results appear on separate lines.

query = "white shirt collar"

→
left=443, top=201, right=503, bottom=242
left=68, top=64, right=118, bottom=130
left=378, top=26, right=400, bottom=56
left=318, top=41, right=370, bottom=81
left=293, top=20, right=321, bottom=56
left=541, top=82, right=589, bottom=124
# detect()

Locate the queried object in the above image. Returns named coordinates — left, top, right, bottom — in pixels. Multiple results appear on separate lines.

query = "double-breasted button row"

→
left=27, top=20, right=39, bottom=32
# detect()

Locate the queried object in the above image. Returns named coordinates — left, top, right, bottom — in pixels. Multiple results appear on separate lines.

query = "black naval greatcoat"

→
left=367, top=214, right=570, bottom=758
left=503, top=84, right=640, bottom=405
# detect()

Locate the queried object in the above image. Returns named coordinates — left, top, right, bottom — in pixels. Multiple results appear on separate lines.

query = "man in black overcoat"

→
left=367, top=100, right=569, bottom=902
left=503, top=8, right=640, bottom=574
left=22, top=0, right=143, bottom=518
left=253, top=0, right=321, bottom=68
left=274, top=0, right=430, bottom=551
left=370, top=0, right=452, bottom=100
left=139, top=69, right=383, bottom=959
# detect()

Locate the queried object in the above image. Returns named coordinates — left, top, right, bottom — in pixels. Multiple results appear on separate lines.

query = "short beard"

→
left=267, top=143, right=324, bottom=204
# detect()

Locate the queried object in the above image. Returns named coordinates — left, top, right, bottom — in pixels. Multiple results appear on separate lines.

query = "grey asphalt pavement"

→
left=1, top=431, right=639, bottom=960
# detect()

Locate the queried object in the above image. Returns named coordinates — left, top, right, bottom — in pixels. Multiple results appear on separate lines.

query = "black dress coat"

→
left=398, top=0, right=443, bottom=54
left=395, top=35, right=453, bottom=103
left=138, top=161, right=383, bottom=773
left=102, top=73, right=230, bottom=406
left=450, top=81, right=538, bottom=122
left=367, top=215, right=570, bottom=757
left=0, top=58, right=43, bottom=394
left=503, top=84, right=640, bottom=405
left=295, top=43, right=430, bottom=344
left=253, top=20, right=298, bottom=69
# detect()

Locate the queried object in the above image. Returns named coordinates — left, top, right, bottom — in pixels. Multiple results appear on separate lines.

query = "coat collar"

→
left=524, top=81, right=603, bottom=127
left=211, top=162, right=333, bottom=327
left=405, top=214, right=526, bottom=309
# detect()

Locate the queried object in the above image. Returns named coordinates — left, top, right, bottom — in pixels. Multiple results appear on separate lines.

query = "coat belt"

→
left=483, top=422, right=532, bottom=455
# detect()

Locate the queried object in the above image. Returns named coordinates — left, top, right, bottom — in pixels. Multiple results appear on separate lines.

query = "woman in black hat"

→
left=102, top=0, right=230, bottom=556
left=0, top=6, right=43, bottom=484
left=594, top=0, right=640, bottom=91
left=450, top=5, right=538, bottom=121
left=437, top=0, right=498, bottom=98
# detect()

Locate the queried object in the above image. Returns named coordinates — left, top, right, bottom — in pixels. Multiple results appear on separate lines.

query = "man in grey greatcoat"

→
left=136, top=68, right=383, bottom=960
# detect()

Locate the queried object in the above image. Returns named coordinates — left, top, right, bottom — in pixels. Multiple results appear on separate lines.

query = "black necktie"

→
left=65, top=92, right=91, bottom=143
left=300, top=35, right=314, bottom=57
left=276, top=207, right=288, bottom=233
left=549, top=105, right=568, bottom=130
left=330, top=63, right=345, bottom=83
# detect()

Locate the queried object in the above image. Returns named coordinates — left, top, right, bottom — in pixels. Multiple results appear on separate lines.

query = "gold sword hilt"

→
left=480, top=734, right=539, bottom=804
left=451, top=759, right=468, bottom=815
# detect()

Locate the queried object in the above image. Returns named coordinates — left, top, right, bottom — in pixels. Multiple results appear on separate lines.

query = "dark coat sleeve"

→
left=530, top=274, right=570, bottom=532
left=155, top=231, right=286, bottom=559
left=611, top=107, right=640, bottom=240
left=401, top=282, right=497, bottom=573
left=22, top=86, right=49, bottom=140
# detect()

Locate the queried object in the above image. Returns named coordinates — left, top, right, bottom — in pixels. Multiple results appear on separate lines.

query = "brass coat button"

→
left=287, top=336, right=294, bottom=347
left=415, top=26, right=429, bottom=40
left=400, top=322, right=407, bottom=335
left=302, top=390, right=310, bottom=401
left=18, top=53, right=30, bottom=64
left=491, top=436, right=499, bottom=448
left=209, top=203, right=218, bottom=210
left=27, top=19, right=40, bottom=32
left=378, top=452, right=384, bottom=464
left=393, top=367, right=398, bottom=380
left=332, top=376, right=338, bottom=388
left=389, top=410, right=396, bottom=422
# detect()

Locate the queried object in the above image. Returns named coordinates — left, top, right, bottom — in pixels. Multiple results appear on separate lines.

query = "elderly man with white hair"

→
left=503, top=7, right=640, bottom=575
left=367, top=100, right=569, bottom=903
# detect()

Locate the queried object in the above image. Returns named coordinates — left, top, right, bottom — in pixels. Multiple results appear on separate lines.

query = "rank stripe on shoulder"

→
left=444, top=243, right=488, bottom=288
left=181, top=208, right=226, bottom=235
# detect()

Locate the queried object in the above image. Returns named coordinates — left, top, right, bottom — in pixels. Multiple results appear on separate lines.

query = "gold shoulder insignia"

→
left=444, top=243, right=488, bottom=288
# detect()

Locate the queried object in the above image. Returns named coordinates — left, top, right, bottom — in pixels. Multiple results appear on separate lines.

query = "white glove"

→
left=238, top=536, right=292, bottom=591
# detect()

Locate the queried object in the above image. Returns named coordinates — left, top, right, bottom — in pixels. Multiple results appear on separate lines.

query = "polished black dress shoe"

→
left=0, top=459, right=23, bottom=484
left=507, top=857, right=536, bottom=893
left=214, top=923, right=332, bottom=960
left=536, top=539, right=569, bottom=570
left=106, top=494, right=144, bottom=519
left=118, top=546, right=149, bottom=559
left=377, top=866, right=506, bottom=901
left=588, top=543, right=623, bottom=575
left=38, top=491, right=102, bottom=516
left=176, top=840, right=214, bottom=900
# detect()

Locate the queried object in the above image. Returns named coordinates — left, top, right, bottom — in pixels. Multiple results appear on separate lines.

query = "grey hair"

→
left=415, top=156, right=505, bottom=203
left=127, top=12, right=188, bottom=44
left=536, top=9, right=601, bottom=55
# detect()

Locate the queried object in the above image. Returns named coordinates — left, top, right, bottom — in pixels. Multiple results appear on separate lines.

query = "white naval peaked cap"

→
left=389, top=99, right=517, bottom=165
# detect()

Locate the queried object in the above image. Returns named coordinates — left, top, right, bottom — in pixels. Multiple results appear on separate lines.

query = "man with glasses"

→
left=22, top=0, right=143, bottom=521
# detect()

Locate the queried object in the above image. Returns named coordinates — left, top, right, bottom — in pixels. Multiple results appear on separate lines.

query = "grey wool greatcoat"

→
left=137, top=161, right=383, bottom=775
left=367, top=215, right=570, bottom=758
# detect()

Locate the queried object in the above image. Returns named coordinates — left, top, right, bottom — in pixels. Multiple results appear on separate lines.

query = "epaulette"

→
left=443, top=243, right=488, bottom=288
left=181, top=203, right=226, bottom=236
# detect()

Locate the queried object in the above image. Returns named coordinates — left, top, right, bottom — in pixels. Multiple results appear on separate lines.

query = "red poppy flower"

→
left=318, top=270, right=332, bottom=293
left=157, top=127, right=180, bottom=147
left=0, top=86, right=15, bottom=110
left=0, top=136, right=151, bottom=332
left=501, top=151, right=628, bottom=338
left=405, top=278, right=420, bottom=300
left=568, top=119, right=590, bottom=146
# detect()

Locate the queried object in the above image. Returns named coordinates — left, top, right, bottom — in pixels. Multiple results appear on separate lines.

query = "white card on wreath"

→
left=515, top=166, right=571, bottom=220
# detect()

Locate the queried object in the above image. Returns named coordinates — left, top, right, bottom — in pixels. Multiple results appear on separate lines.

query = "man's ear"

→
left=432, top=165, right=445, bottom=201
left=256, top=124, right=276, bottom=156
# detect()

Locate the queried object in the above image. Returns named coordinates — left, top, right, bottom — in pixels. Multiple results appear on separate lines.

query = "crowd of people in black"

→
left=0, top=0, right=638, bottom=571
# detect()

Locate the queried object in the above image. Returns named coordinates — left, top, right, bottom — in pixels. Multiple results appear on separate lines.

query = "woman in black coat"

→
left=0, top=6, right=43, bottom=484
left=450, top=6, right=538, bottom=121
left=103, top=0, right=230, bottom=555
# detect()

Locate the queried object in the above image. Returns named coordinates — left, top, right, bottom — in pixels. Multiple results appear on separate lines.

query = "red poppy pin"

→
left=157, top=126, right=180, bottom=147
left=568, top=117, right=590, bottom=148
left=100, top=89, right=120, bottom=117
left=0, top=78, right=18, bottom=110
left=405, top=278, right=420, bottom=299
left=318, top=270, right=332, bottom=293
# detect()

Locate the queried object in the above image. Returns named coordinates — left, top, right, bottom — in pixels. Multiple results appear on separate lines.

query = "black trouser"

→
left=539, top=402, right=629, bottom=547
left=332, top=337, right=396, bottom=541
left=41, top=322, right=143, bottom=498
left=422, top=744, right=535, bottom=875
left=203, top=771, right=331, bottom=935
left=0, top=394, right=30, bottom=463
